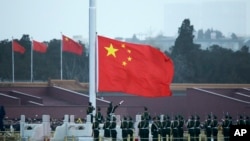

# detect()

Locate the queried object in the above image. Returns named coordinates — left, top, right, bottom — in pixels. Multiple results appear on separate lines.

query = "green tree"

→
left=171, top=19, right=201, bottom=83
left=172, top=19, right=195, bottom=56
left=0, top=39, right=12, bottom=81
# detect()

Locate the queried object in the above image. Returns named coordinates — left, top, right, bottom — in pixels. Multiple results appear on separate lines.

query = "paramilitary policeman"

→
left=96, top=107, right=104, bottom=123
left=204, top=114, right=212, bottom=141
left=187, top=115, right=195, bottom=141
left=151, top=116, right=161, bottom=141
left=171, top=115, right=179, bottom=141
left=121, top=116, right=128, bottom=141
left=161, top=115, right=171, bottom=141
left=178, top=115, right=185, bottom=141
left=211, top=115, right=218, bottom=141
left=103, top=116, right=111, bottom=138
left=194, top=115, right=201, bottom=141
left=110, top=116, right=117, bottom=141
left=222, top=114, right=232, bottom=141
left=138, top=116, right=149, bottom=141
left=127, top=116, right=134, bottom=141
left=92, top=117, right=100, bottom=141
left=86, top=102, right=95, bottom=123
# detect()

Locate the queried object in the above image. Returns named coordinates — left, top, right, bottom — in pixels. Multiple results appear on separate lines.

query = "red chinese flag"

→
left=98, top=35, right=174, bottom=97
left=13, top=40, right=25, bottom=54
left=33, top=40, right=47, bottom=53
left=62, top=35, right=83, bottom=55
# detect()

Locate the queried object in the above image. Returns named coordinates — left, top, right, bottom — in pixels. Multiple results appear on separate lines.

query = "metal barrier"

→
left=0, top=132, right=52, bottom=141
left=0, top=131, right=21, bottom=141
left=0, top=126, right=227, bottom=141
left=0, top=129, right=226, bottom=141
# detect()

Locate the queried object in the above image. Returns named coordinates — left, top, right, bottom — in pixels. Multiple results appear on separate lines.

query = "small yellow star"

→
left=121, top=44, right=126, bottom=48
left=122, top=61, right=127, bottom=66
left=127, top=56, right=132, bottom=61
left=127, top=49, right=131, bottom=53
left=105, top=44, right=118, bottom=57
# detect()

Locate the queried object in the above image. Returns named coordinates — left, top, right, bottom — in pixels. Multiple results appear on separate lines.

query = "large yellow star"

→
left=105, top=44, right=119, bottom=57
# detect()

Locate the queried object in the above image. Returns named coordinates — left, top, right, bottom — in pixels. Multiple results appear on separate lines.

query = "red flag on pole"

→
left=13, top=40, right=25, bottom=54
left=62, top=35, right=83, bottom=55
left=98, top=35, right=174, bottom=97
left=33, top=40, right=47, bottom=53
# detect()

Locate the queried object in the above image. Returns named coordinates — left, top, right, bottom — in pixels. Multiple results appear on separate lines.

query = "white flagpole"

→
left=60, top=33, right=63, bottom=80
left=89, top=0, right=97, bottom=115
left=12, top=39, right=15, bottom=83
left=31, top=39, right=33, bottom=82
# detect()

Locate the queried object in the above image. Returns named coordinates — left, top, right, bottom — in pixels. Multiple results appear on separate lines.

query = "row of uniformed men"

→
left=92, top=113, right=249, bottom=141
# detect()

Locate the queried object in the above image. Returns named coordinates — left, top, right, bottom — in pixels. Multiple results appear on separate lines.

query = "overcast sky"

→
left=0, top=0, right=249, bottom=41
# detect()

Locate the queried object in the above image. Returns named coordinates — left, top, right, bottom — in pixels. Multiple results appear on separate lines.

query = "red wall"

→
left=1, top=86, right=249, bottom=121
